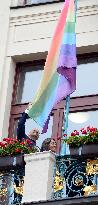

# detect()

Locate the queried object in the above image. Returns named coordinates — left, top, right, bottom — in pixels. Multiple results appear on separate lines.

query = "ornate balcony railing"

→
left=1, top=153, right=98, bottom=205
left=0, top=155, right=25, bottom=205
left=52, top=155, right=98, bottom=200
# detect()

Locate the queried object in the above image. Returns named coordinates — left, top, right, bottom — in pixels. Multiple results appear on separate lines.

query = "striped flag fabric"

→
left=28, top=0, right=77, bottom=131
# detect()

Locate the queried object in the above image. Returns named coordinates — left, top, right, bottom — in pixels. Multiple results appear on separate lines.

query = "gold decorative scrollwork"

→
left=86, top=159, right=98, bottom=175
left=54, top=171, right=64, bottom=192
left=74, top=176, right=83, bottom=186
left=14, top=178, right=24, bottom=195
left=0, top=188, right=7, bottom=196
left=83, top=185, right=97, bottom=196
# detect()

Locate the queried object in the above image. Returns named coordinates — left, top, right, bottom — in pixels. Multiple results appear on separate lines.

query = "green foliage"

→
left=81, top=131, right=98, bottom=145
left=64, top=135, right=82, bottom=148
left=64, top=126, right=98, bottom=148
left=0, top=138, right=38, bottom=157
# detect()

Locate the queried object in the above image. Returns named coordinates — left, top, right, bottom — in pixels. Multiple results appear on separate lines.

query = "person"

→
left=40, top=138, right=57, bottom=153
left=17, top=103, right=40, bottom=147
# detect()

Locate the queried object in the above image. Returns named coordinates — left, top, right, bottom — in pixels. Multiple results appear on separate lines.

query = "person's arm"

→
left=17, top=112, right=29, bottom=141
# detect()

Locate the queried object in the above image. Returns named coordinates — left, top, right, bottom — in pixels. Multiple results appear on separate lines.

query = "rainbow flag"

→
left=28, top=0, right=77, bottom=130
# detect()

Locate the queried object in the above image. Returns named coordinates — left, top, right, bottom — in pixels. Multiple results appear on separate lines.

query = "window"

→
left=15, top=65, right=43, bottom=103
left=9, top=60, right=60, bottom=151
left=71, top=58, right=98, bottom=97
left=54, top=53, right=98, bottom=153
left=25, top=0, right=60, bottom=4
left=9, top=54, right=98, bottom=153
left=68, top=110, right=98, bottom=135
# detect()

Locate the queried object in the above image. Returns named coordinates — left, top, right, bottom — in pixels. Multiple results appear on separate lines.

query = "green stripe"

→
left=64, top=22, right=75, bottom=33
left=28, top=72, right=59, bottom=118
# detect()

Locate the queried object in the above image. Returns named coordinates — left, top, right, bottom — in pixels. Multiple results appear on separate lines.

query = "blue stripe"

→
left=62, top=33, right=76, bottom=45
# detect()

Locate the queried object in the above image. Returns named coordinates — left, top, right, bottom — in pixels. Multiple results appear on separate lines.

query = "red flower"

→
left=8, top=141, right=14, bottom=145
left=82, top=130, right=87, bottom=135
left=80, top=128, right=84, bottom=132
left=15, top=148, right=21, bottom=153
left=63, top=134, right=67, bottom=137
left=71, top=132, right=76, bottom=136
left=73, top=130, right=79, bottom=135
left=26, top=139, right=32, bottom=144
left=13, top=138, right=18, bottom=142
left=3, top=138, right=10, bottom=142
left=90, top=127, right=97, bottom=132
left=87, top=126, right=90, bottom=131
left=74, top=130, right=77, bottom=132
left=0, top=142, right=5, bottom=147
left=20, top=141, right=25, bottom=145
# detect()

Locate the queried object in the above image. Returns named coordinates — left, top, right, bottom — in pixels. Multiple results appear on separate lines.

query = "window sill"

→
left=10, top=0, right=64, bottom=9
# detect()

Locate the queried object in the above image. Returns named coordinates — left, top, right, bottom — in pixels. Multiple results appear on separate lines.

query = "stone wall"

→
left=0, top=0, right=98, bottom=138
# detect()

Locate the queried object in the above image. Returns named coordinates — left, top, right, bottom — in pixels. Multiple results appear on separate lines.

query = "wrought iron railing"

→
left=0, top=156, right=25, bottom=205
left=52, top=155, right=98, bottom=199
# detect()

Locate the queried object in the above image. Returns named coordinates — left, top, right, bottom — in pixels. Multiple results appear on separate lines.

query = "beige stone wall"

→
left=0, top=0, right=12, bottom=139
left=8, top=0, right=98, bottom=58
left=0, top=0, right=98, bottom=138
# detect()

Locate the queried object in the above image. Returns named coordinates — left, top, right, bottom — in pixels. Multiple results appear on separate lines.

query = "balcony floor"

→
left=22, top=195, right=98, bottom=205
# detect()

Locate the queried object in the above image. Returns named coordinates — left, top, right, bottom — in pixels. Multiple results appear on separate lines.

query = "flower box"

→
left=0, top=154, right=24, bottom=169
left=0, top=137, right=38, bottom=158
left=81, top=144, right=98, bottom=155
left=0, top=137, right=39, bottom=170
left=64, top=126, right=98, bottom=156
left=69, top=146, right=79, bottom=155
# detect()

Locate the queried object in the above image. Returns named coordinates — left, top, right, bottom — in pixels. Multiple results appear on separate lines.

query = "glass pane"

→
left=13, top=120, right=18, bottom=138
left=71, top=61, right=98, bottom=97
left=16, top=65, right=43, bottom=103
left=26, top=0, right=59, bottom=5
left=25, top=116, right=53, bottom=148
left=66, top=110, right=98, bottom=154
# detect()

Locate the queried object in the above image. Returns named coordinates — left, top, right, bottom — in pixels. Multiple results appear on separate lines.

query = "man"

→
left=17, top=103, right=40, bottom=147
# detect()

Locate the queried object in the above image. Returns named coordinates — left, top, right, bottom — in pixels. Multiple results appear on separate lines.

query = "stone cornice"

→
left=10, top=3, right=98, bottom=27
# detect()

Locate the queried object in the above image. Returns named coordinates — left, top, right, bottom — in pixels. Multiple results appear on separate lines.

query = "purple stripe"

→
left=42, top=68, right=76, bottom=133
left=54, top=75, right=72, bottom=105
left=41, top=115, right=50, bottom=134
left=58, top=55, right=77, bottom=68
left=57, top=67, right=76, bottom=90
left=59, top=44, right=76, bottom=56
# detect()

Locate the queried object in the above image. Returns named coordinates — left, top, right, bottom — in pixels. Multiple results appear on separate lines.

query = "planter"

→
left=0, top=154, right=24, bottom=169
left=81, top=144, right=98, bottom=155
left=69, top=147, right=80, bottom=156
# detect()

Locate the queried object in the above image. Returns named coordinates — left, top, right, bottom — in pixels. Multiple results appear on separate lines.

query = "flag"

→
left=28, top=0, right=77, bottom=131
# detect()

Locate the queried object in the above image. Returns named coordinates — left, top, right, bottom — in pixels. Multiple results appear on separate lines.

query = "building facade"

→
left=0, top=0, right=98, bottom=152
left=0, top=1, right=98, bottom=204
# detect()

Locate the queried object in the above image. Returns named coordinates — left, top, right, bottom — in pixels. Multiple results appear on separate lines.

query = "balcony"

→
left=1, top=152, right=98, bottom=205
left=52, top=155, right=98, bottom=199
left=11, top=0, right=63, bottom=8
left=0, top=154, right=25, bottom=205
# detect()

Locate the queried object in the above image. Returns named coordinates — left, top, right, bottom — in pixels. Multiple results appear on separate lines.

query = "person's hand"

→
left=28, top=102, right=33, bottom=110
left=25, top=102, right=32, bottom=114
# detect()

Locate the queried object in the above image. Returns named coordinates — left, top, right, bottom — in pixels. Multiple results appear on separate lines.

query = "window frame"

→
left=9, top=53, right=98, bottom=153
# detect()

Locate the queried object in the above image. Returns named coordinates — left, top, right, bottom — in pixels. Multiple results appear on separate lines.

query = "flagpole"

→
left=60, top=95, right=70, bottom=156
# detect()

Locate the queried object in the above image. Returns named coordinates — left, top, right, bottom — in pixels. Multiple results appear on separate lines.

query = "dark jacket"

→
left=17, top=112, right=36, bottom=146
